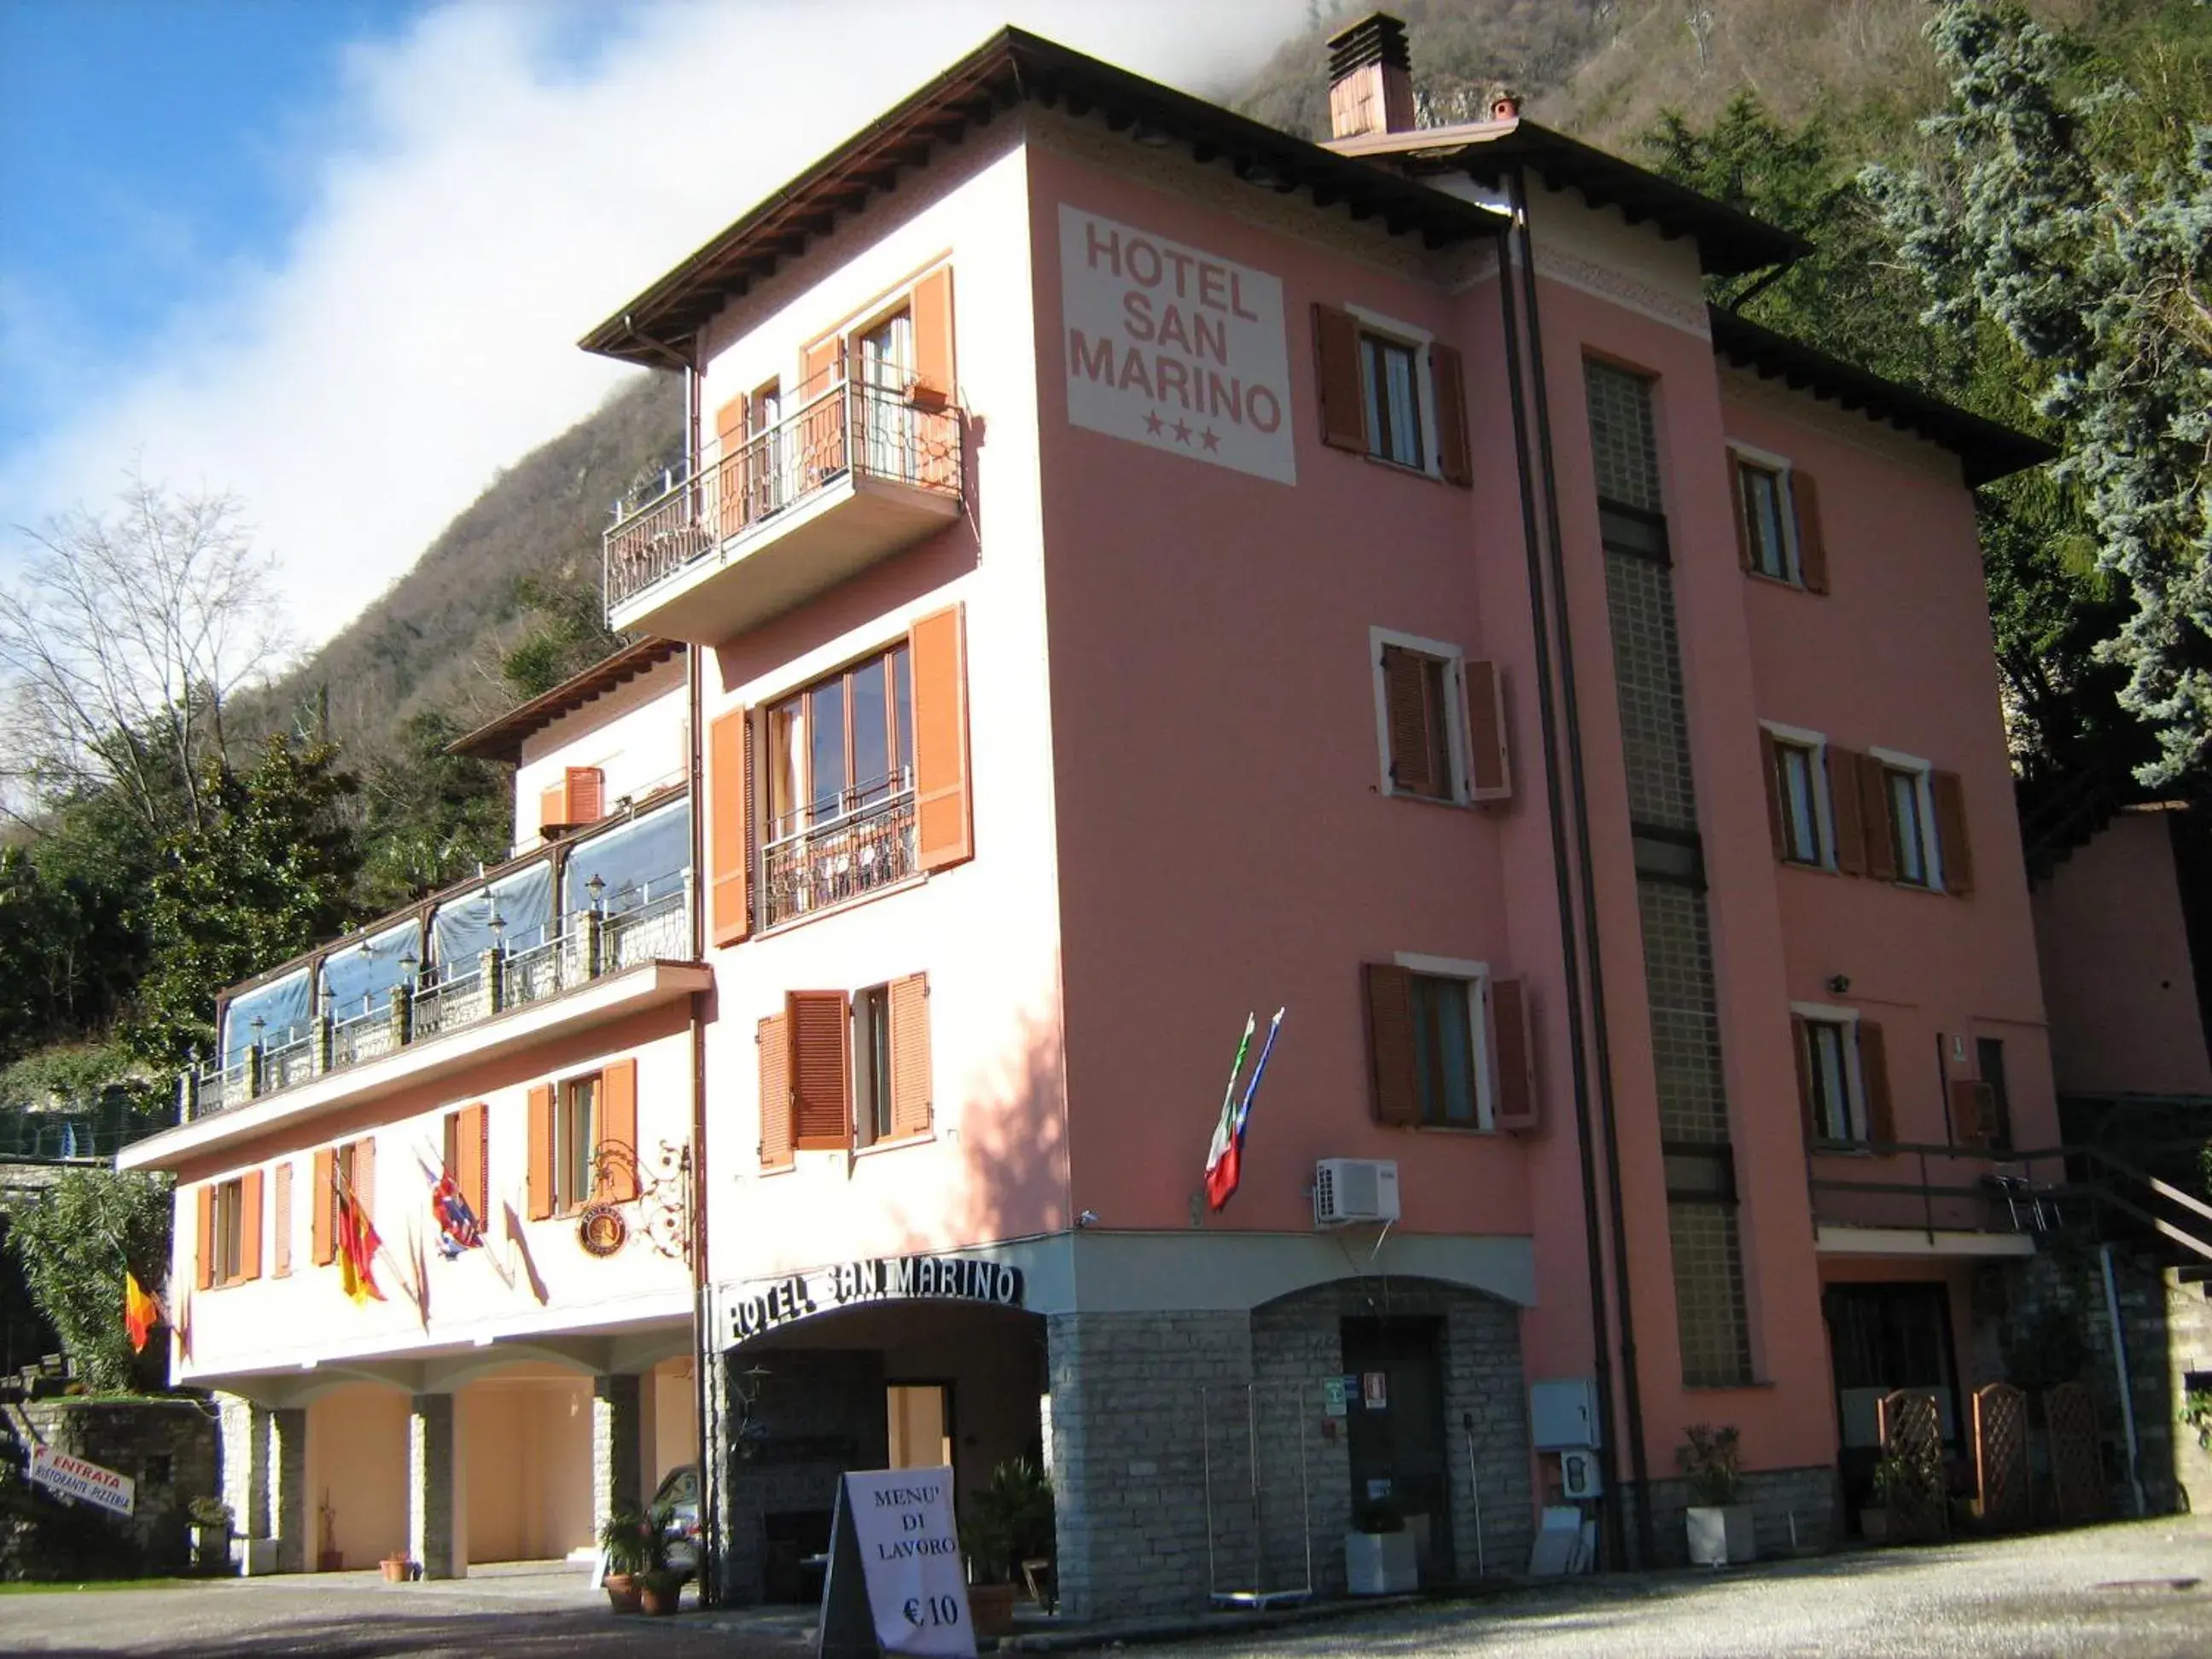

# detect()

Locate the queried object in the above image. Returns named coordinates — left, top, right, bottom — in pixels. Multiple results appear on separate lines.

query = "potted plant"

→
left=637, top=1503, right=690, bottom=1616
left=188, top=1496, right=234, bottom=1575
left=598, top=1505, right=654, bottom=1614
left=1678, top=1423, right=1755, bottom=1567
left=1344, top=1497, right=1417, bottom=1594
left=962, top=1458, right=1054, bottom=1634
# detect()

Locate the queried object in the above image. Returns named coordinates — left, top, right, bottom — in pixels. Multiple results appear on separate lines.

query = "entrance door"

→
left=886, top=1382, right=952, bottom=1471
left=1824, top=1282, right=1961, bottom=1519
left=1341, top=1317, right=1452, bottom=1583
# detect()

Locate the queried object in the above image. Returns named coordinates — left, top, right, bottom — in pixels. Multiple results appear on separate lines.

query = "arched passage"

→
left=303, top=1381, right=410, bottom=1570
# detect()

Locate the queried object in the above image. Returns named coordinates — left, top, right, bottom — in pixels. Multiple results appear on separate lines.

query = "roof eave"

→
left=447, top=637, right=685, bottom=764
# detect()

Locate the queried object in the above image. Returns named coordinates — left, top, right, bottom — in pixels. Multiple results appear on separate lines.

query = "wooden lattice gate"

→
left=1877, top=1389, right=1950, bottom=1543
left=2045, top=1381, right=2105, bottom=1526
left=1971, top=1382, right=2030, bottom=1531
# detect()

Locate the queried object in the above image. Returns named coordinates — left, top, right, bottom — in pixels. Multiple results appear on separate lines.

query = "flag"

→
left=338, top=1194, right=386, bottom=1305
left=124, top=1272, right=160, bottom=1354
left=431, top=1173, right=484, bottom=1259
left=1204, top=1008, right=1284, bottom=1214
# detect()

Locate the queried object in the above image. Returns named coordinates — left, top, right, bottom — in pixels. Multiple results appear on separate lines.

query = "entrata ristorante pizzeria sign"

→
left=1059, top=204, right=1296, bottom=486
left=719, top=1254, right=1025, bottom=1345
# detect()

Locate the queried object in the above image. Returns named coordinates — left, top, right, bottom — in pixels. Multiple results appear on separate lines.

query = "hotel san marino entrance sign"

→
left=715, top=1253, right=1026, bottom=1347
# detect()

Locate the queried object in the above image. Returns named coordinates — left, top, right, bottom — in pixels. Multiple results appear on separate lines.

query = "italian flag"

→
left=1203, top=1008, right=1284, bottom=1214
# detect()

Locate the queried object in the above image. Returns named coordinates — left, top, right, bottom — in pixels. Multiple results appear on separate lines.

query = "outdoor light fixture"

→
left=587, top=873, right=607, bottom=914
left=1826, top=974, right=1851, bottom=995
left=1077, top=1209, right=1100, bottom=1228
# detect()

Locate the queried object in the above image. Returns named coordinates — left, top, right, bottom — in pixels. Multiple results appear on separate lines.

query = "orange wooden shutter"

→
left=708, top=707, right=751, bottom=946
left=195, top=1185, right=215, bottom=1290
left=1950, top=1078, right=1996, bottom=1150
left=311, top=1149, right=336, bottom=1266
left=1381, top=645, right=1434, bottom=796
left=1931, top=770, right=1973, bottom=895
left=1860, top=1021, right=1895, bottom=1144
left=353, top=1138, right=375, bottom=1219
left=789, top=990, right=853, bottom=1150
left=759, top=1013, right=794, bottom=1170
left=1464, top=661, right=1511, bottom=801
left=715, top=393, right=747, bottom=454
left=272, top=1161, right=293, bottom=1278
left=1490, top=977, right=1538, bottom=1131
left=1791, top=1016, right=1818, bottom=1147
left=1858, top=754, right=1899, bottom=882
left=538, top=782, right=567, bottom=837
left=888, top=973, right=934, bottom=1139
left=526, top=1083, right=556, bottom=1220
left=456, top=1103, right=488, bottom=1224
left=1828, top=747, right=1866, bottom=876
left=801, top=335, right=840, bottom=399
left=600, top=1058, right=640, bottom=1202
left=911, top=267, right=955, bottom=405
left=568, top=767, right=603, bottom=825
left=1759, top=730, right=1788, bottom=861
left=910, top=605, right=973, bottom=871
left=1313, top=304, right=1366, bottom=452
left=1791, top=469, right=1828, bottom=593
left=1729, top=459, right=1755, bottom=571
left=1363, top=963, right=1419, bottom=1126
left=238, top=1170, right=265, bottom=1282
left=1431, top=342, right=1471, bottom=486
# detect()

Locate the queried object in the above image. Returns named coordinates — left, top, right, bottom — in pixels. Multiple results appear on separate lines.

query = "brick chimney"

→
left=1326, top=12, right=1416, bottom=141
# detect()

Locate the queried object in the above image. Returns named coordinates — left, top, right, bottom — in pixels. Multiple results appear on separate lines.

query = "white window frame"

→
left=1868, top=747, right=1946, bottom=891
left=1728, top=442, right=1803, bottom=586
left=213, top=1177, right=246, bottom=1286
left=1370, top=626, right=1473, bottom=806
left=1347, top=304, right=1442, bottom=480
left=1790, top=1000, right=1868, bottom=1144
left=550, top=1067, right=601, bottom=1216
left=1761, top=719, right=1834, bottom=870
left=851, top=981, right=893, bottom=1150
left=1394, top=951, right=1496, bottom=1132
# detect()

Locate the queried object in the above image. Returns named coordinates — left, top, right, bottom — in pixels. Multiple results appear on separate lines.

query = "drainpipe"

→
left=2098, top=1243, right=2147, bottom=1516
left=1504, top=163, right=1655, bottom=1567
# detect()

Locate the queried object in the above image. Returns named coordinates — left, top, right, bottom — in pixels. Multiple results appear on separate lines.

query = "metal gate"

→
left=1202, top=1381, right=1314, bottom=1608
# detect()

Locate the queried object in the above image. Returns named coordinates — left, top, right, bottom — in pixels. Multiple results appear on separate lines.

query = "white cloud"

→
left=0, top=0, right=1307, bottom=649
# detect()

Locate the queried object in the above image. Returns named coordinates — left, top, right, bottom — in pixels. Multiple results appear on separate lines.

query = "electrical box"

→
left=1313, top=1159, right=1401, bottom=1228
left=1530, top=1377, right=1600, bottom=1451
left=1558, top=1447, right=1603, bottom=1500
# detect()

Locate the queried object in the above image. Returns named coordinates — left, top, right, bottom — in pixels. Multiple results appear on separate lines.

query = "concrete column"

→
left=592, top=1373, right=643, bottom=1538
left=269, top=1407, right=307, bottom=1574
left=408, top=1393, right=463, bottom=1580
left=216, top=1394, right=271, bottom=1540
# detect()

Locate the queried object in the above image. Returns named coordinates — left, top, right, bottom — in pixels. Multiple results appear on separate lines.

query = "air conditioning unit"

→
left=1313, top=1158, right=1400, bottom=1229
left=1559, top=1448, right=1604, bottom=1501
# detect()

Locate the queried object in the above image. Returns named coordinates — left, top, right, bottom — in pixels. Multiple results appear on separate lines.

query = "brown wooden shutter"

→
left=910, top=605, right=973, bottom=871
left=758, top=1013, right=794, bottom=1170
left=1729, top=458, right=1755, bottom=571
left=789, top=991, right=853, bottom=1150
left=455, top=1103, right=488, bottom=1225
left=1950, top=1079, right=1996, bottom=1150
left=888, top=973, right=934, bottom=1139
left=1381, top=645, right=1434, bottom=796
left=1431, top=343, right=1472, bottom=486
left=526, top=1083, right=556, bottom=1220
left=1759, top=730, right=1788, bottom=860
left=238, top=1169, right=264, bottom=1282
left=1791, top=469, right=1828, bottom=593
left=1363, top=963, right=1419, bottom=1126
left=1860, top=1021, right=1895, bottom=1144
left=272, top=1161, right=293, bottom=1278
left=708, top=707, right=751, bottom=946
left=1490, top=977, right=1538, bottom=1131
left=1858, top=754, right=1899, bottom=882
left=1930, top=770, right=1973, bottom=896
left=1828, top=747, right=1866, bottom=876
left=600, top=1058, right=640, bottom=1202
left=567, top=767, right=603, bottom=825
left=910, top=267, right=955, bottom=405
left=1314, top=304, right=1367, bottom=452
left=1790, top=1016, right=1819, bottom=1147
left=1464, top=661, right=1511, bottom=801
left=195, top=1185, right=215, bottom=1289
left=311, top=1149, right=335, bottom=1266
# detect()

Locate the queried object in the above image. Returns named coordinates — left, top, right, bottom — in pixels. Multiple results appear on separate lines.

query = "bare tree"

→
left=0, top=469, right=291, bottom=836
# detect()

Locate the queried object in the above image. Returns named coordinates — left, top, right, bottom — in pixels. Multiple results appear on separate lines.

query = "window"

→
left=1379, top=642, right=1456, bottom=801
left=213, top=1179, right=246, bottom=1284
left=197, top=1169, right=264, bottom=1289
left=311, top=1140, right=371, bottom=1267
left=1360, top=333, right=1423, bottom=469
left=1409, top=973, right=1486, bottom=1128
left=1975, top=1038, right=2013, bottom=1151
left=1795, top=1008, right=1893, bottom=1149
left=1802, top=1019, right=1862, bottom=1143
left=1738, top=462, right=1794, bottom=580
left=1363, top=958, right=1536, bottom=1132
left=1772, top=736, right=1825, bottom=865
left=1731, top=450, right=1827, bottom=591
left=854, top=983, right=894, bottom=1147
left=527, top=1062, right=636, bottom=1218
left=760, top=975, right=932, bottom=1166
left=555, top=1074, right=598, bottom=1215
left=766, top=645, right=915, bottom=843
left=1885, top=764, right=1936, bottom=888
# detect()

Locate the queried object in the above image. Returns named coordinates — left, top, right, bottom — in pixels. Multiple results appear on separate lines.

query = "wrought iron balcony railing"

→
left=761, top=781, right=918, bottom=931
left=602, top=375, right=962, bottom=615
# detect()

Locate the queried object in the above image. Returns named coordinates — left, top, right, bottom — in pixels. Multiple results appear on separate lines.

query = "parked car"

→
left=652, top=1464, right=701, bottom=1573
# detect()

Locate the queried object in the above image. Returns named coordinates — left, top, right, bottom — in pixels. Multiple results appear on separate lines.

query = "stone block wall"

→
left=4, top=1396, right=217, bottom=1575
left=720, top=1348, right=888, bottom=1604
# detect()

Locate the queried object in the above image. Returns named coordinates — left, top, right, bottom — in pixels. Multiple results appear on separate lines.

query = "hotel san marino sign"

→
left=1059, top=204, right=1296, bottom=486
left=717, top=1254, right=1026, bottom=1346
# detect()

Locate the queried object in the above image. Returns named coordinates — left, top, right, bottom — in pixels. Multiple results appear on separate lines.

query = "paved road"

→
left=4, top=1519, right=2209, bottom=1656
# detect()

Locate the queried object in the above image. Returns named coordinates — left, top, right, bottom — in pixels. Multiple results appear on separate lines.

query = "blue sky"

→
left=0, top=1, right=1302, bottom=647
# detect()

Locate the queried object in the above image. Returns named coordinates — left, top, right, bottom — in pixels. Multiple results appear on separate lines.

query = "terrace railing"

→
left=760, top=780, right=918, bottom=931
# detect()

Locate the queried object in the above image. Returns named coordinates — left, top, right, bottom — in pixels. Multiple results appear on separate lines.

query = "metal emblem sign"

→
left=578, top=1202, right=627, bottom=1258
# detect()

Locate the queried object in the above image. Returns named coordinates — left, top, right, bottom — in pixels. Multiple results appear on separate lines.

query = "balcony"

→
left=603, top=376, right=962, bottom=643
left=1807, top=1141, right=2073, bottom=1257
left=761, top=777, right=917, bottom=930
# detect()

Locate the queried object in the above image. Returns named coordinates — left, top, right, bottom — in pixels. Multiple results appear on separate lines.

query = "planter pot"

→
left=969, top=1581, right=1018, bottom=1637
left=1860, top=1507, right=1891, bottom=1543
left=637, top=1571, right=686, bottom=1616
left=379, top=1556, right=420, bottom=1583
left=1685, top=1505, right=1757, bottom=1568
left=191, top=1525, right=232, bottom=1575
left=603, top=1572, right=643, bottom=1615
left=1344, top=1529, right=1418, bottom=1595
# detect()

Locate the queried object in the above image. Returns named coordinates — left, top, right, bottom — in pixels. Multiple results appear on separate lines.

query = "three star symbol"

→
left=1141, top=408, right=1224, bottom=454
